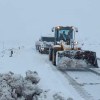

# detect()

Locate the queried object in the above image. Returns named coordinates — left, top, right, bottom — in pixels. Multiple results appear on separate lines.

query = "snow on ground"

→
left=0, top=70, right=42, bottom=100
left=0, top=44, right=84, bottom=100
left=67, top=71, right=100, bottom=100
left=0, top=42, right=100, bottom=100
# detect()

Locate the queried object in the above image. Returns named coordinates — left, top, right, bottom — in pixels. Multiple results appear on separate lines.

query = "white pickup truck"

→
left=35, top=37, right=55, bottom=54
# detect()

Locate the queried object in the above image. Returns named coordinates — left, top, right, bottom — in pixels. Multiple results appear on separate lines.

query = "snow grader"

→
left=49, top=26, right=98, bottom=69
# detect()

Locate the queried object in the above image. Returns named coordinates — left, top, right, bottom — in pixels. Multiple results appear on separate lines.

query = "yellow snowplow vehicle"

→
left=49, top=26, right=98, bottom=70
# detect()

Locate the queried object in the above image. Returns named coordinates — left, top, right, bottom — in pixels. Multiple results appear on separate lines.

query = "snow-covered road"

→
left=66, top=71, right=100, bottom=100
left=0, top=46, right=100, bottom=100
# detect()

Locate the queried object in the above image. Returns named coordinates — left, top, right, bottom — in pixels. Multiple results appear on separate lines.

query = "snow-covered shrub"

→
left=57, top=57, right=87, bottom=70
left=22, top=80, right=42, bottom=99
left=0, top=71, right=42, bottom=100
left=53, top=93, right=65, bottom=100
left=53, top=93, right=74, bottom=100
left=67, top=97, right=73, bottom=100
left=25, top=70, right=40, bottom=84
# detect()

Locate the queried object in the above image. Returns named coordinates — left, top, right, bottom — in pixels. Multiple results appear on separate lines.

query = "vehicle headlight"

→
left=75, top=41, right=78, bottom=45
left=41, top=47, right=44, bottom=50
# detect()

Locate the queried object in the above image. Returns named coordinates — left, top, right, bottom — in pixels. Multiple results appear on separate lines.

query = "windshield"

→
left=58, top=29, right=73, bottom=41
left=41, top=37, right=55, bottom=42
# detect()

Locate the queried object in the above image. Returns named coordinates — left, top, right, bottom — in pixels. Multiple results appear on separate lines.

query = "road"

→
left=0, top=46, right=100, bottom=100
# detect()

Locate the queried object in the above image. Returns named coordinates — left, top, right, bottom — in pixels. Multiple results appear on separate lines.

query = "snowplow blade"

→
left=74, top=50, right=98, bottom=67
left=56, top=50, right=98, bottom=70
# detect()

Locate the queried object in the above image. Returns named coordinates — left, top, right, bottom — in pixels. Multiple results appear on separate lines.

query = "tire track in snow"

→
left=34, top=49, right=95, bottom=100
left=85, top=68, right=100, bottom=76
left=62, top=71, right=94, bottom=100
left=45, top=59, right=95, bottom=100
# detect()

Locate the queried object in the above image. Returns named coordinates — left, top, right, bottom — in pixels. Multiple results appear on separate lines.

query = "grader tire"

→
left=49, top=48, right=53, bottom=61
left=52, top=49, right=56, bottom=66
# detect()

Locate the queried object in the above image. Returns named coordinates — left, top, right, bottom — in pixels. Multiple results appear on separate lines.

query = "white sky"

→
left=0, top=0, right=100, bottom=43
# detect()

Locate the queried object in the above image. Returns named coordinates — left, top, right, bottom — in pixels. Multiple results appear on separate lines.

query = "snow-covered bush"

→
left=57, top=57, right=88, bottom=70
left=53, top=93, right=65, bottom=100
left=0, top=70, right=42, bottom=100
left=67, top=97, right=73, bottom=100
left=53, top=93, right=74, bottom=100
left=25, top=70, right=40, bottom=84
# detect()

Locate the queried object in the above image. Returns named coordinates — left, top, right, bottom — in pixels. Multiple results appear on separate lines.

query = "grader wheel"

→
left=52, top=49, right=57, bottom=66
left=49, top=48, right=53, bottom=61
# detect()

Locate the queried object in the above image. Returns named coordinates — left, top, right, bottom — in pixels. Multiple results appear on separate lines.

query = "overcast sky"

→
left=0, top=0, right=100, bottom=43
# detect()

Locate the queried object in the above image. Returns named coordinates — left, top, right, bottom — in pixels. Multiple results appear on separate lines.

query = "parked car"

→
left=35, top=37, right=55, bottom=53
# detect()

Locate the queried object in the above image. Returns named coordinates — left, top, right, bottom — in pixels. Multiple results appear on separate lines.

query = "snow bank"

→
left=57, top=57, right=88, bottom=70
left=38, top=91, right=73, bottom=100
left=0, top=70, right=42, bottom=100
left=0, top=71, right=74, bottom=100
left=25, top=70, right=40, bottom=84
left=53, top=93, right=73, bottom=100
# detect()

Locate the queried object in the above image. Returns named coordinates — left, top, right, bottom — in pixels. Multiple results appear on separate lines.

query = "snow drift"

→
left=0, top=70, right=42, bottom=100
left=0, top=71, right=73, bottom=100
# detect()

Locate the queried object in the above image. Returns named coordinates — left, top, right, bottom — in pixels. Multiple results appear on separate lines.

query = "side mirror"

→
left=72, top=26, right=78, bottom=32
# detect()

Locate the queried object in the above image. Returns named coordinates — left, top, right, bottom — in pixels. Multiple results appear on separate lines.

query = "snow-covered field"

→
left=0, top=43, right=100, bottom=100
left=0, top=0, right=100, bottom=99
